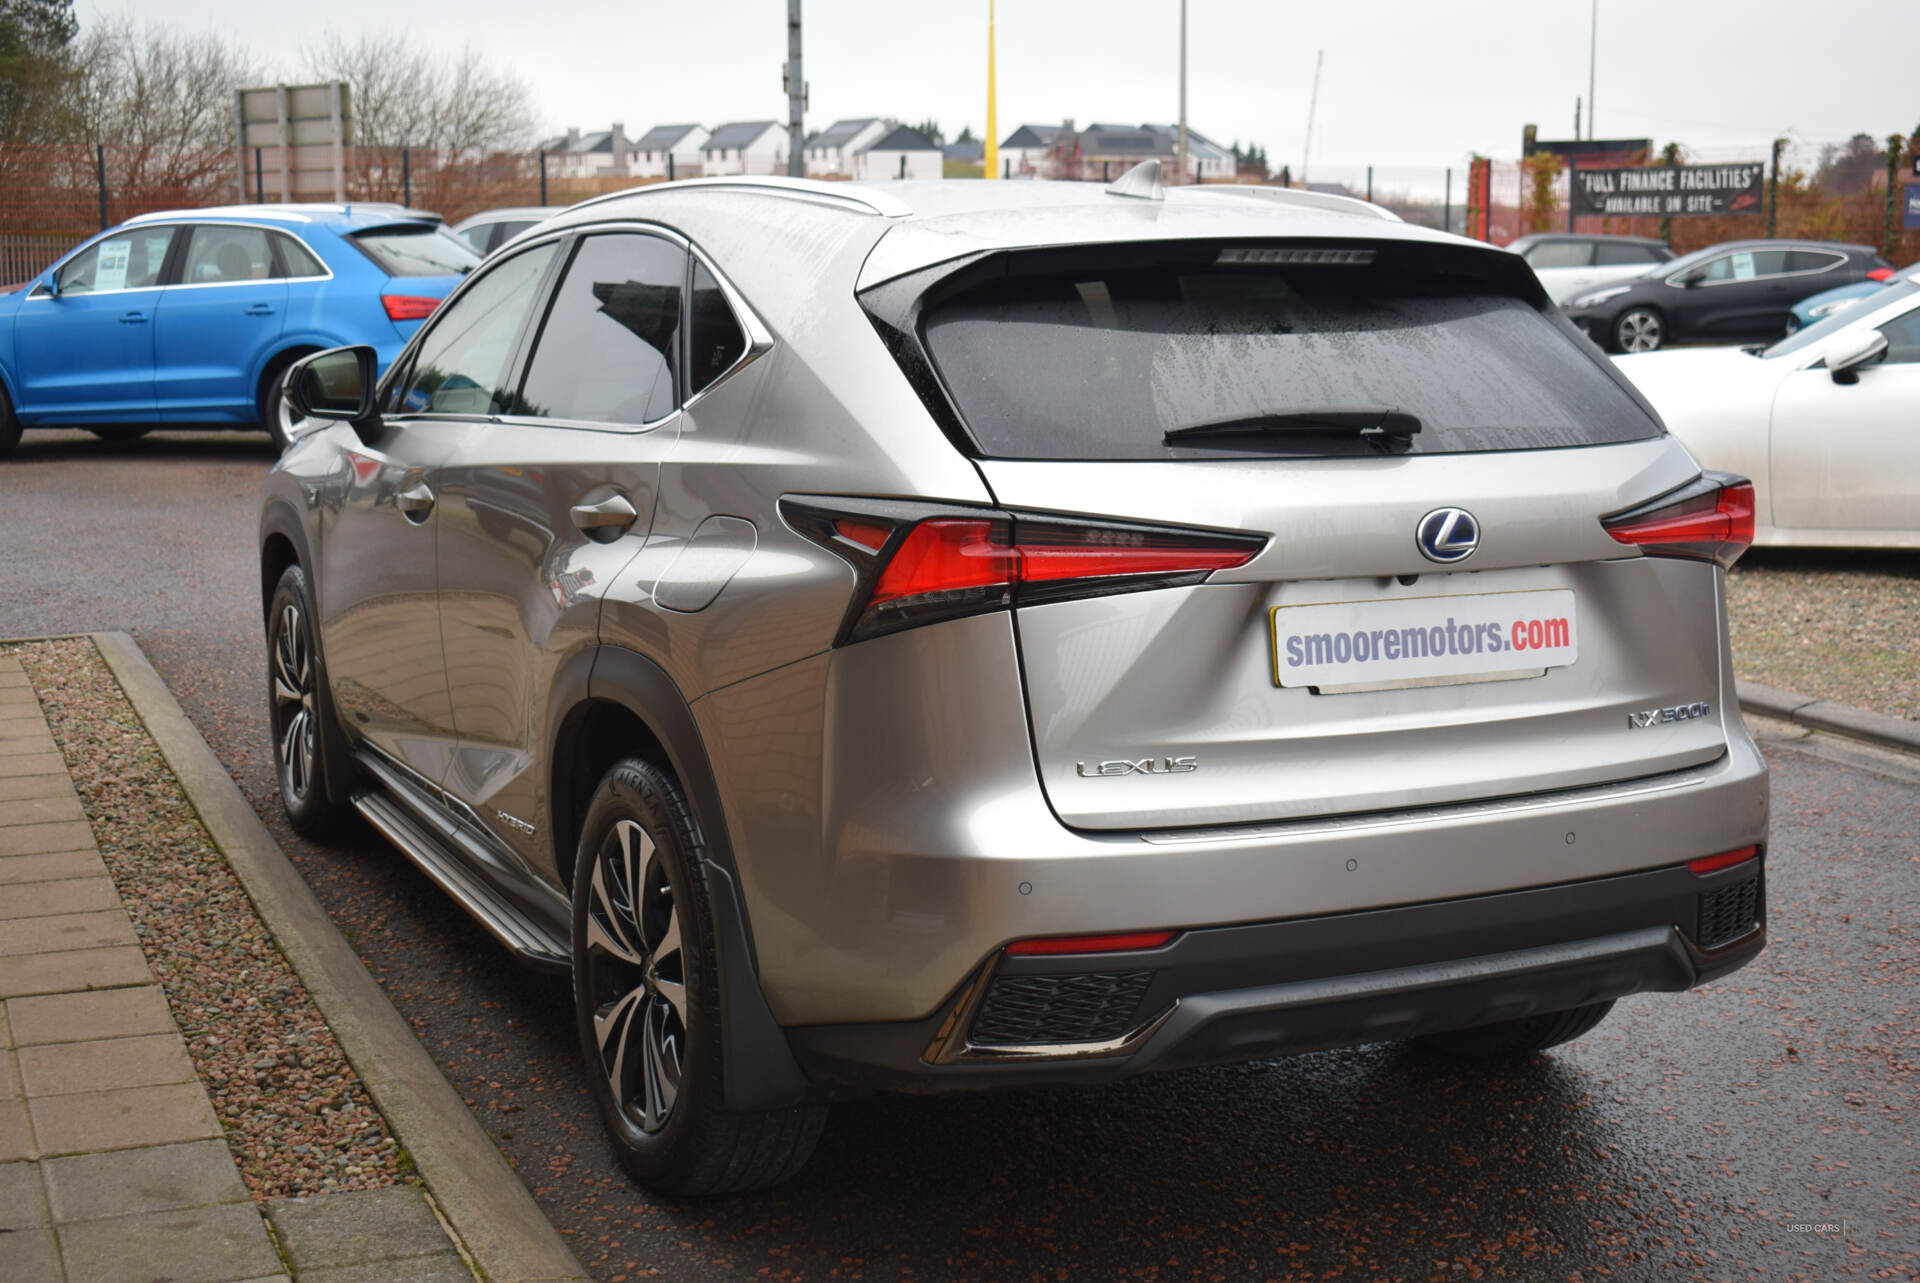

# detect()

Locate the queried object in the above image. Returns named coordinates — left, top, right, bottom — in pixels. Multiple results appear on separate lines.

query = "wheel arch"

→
left=551, top=643, right=812, bottom=1111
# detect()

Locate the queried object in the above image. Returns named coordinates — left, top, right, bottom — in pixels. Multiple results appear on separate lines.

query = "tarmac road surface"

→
left=4, top=428, right=1917, bottom=1280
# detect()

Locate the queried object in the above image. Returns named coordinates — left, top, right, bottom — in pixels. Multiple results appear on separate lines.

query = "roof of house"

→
left=805, top=118, right=880, bottom=149
left=538, top=130, right=618, bottom=154
left=1077, top=124, right=1166, bottom=157
left=870, top=124, right=938, bottom=152
left=705, top=121, right=781, bottom=151
left=944, top=140, right=985, bottom=162
left=635, top=123, right=702, bottom=150
left=1000, top=124, right=1060, bottom=149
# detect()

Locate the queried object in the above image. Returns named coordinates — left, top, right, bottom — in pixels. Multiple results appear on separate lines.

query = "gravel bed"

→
left=1726, top=549, right=1920, bottom=721
left=4, top=636, right=411, bottom=1201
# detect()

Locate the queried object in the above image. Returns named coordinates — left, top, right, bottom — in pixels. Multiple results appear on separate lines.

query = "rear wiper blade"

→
left=1163, top=406, right=1423, bottom=444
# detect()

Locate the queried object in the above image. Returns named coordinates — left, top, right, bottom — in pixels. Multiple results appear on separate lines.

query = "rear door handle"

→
left=395, top=482, right=436, bottom=519
left=570, top=493, right=638, bottom=535
left=119, top=312, right=147, bottom=324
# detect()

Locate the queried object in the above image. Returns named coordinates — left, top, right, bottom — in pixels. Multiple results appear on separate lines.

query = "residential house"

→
left=803, top=118, right=887, bottom=176
left=860, top=124, right=942, bottom=181
left=701, top=121, right=786, bottom=176
left=1020, top=121, right=1237, bottom=183
left=633, top=124, right=709, bottom=179
left=537, top=124, right=634, bottom=179
left=997, top=123, right=1063, bottom=178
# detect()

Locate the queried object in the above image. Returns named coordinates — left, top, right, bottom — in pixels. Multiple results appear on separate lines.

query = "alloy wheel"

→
left=584, top=818, right=688, bottom=1133
left=270, top=602, right=317, bottom=803
left=1617, top=309, right=1664, bottom=353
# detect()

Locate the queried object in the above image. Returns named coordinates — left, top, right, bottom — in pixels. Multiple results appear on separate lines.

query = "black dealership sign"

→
left=1570, top=163, right=1765, bottom=217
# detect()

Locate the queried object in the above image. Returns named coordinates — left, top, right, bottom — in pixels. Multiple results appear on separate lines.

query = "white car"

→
left=1613, top=281, right=1920, bottom=548
left=1507, top=234, right=1673, bottom=306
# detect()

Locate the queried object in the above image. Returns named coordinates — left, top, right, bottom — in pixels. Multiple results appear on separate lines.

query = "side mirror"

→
left=285, top=345, right=379, bottom=424
left=29, top=279, right=56, bottom=299
left=1674, top=268, right=1707, bottom=287
left=1825, top=328, right=1888, bottom=384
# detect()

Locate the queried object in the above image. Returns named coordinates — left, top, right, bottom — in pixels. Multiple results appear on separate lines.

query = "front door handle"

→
left=395, top=482, right=436, bottom=520
left=570, top=493, right=639, bottom=536
left=119, top=311, right=147, bottom=324
left=245, top=304, right=275, bottom=316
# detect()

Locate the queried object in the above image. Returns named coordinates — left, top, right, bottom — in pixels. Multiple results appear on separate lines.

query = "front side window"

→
left=183, top=225, right=273, bottom=284
left=514, top=233, right=683, bottom=424
left=397, top=243, right=556, bottom=416
left=1701, top=249, right=1789, bottom=283
left=1875, top=305, right=1920, bottom=366
left=55, top=227, right=176, bottom=293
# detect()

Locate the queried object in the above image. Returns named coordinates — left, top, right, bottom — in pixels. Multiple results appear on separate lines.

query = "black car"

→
left=1564, top=238, right=1891, bottom=352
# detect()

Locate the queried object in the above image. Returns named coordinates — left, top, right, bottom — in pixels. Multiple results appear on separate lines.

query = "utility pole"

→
left=1176, top=0, right=1188, bottom=185
left=1574, top=97, right=1582, bottom=142
left=1587, top=0, right=1598, bottom=141
left=984, top=0, right=998, bottom=180
left=1300, top=49, right=1322, bottom=186
left=785, top=0, right=804, bottom=178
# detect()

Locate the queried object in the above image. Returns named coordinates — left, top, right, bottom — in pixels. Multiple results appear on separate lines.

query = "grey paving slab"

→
left=0, top=716, right=48, bottom=740
left=0, top=736, right=58, bottom=758
left=0, top=793, right=84, bottom=827
left=0, top=819, right=92, bottom=855
left=0, top=1226, right=61, bottom=1283
left=29, top=1080, right=223, bottom=1156
left=0, top=1159, right=48, bottom=1229
left=0, top=1097, right=31, bottom=1161
left=0, top=908, right=136, bottom=957
left=0, top=753, right=70, bottom=779
left=18, top=1032, right=197, bottom=1098
left=298, top=1257, right=473, bottom=1283
left=0, top=849, right=109, bottom=886
left=44, top=1138, right=248, bottom=1223
left=265, top=1187, right=455, bottom=1270
left=8, top=985, right=174, bottom=1046
left=0, top=945, right=152, bottom=998
left=0, top=876, right=120, bottom=920
left=0, top=1047, right=16, bottom=1098
left=57, top=1203, right=280, bottom=1283
left=0, top=998, right=9, bottom=1046
left=0, top=773, right=73, bottom=802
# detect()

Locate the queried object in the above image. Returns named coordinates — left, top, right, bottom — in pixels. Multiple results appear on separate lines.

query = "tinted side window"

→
left=516, top=233, right=683, bottom=424
left=183, top=225, right=273, bottom=283
left=56, top=227, right=176, bottom=293
left=398, top=243, right=556, bottom=416
left=1783, top=250, right=1845, bottom=275
left=273, top=233, right=327, bottom=278
left=1702, top=250, right=1789, bottom=282
left=1876, top=306, right=1920, bottom=366
left=688, top=261, right=748, bottom=396
left=1525, top=242, right=1590, bottom=269
left=1595, top=242, right=1661, bottom=266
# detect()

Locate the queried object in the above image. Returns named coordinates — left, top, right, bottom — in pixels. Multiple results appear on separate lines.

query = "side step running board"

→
left=353, top=791, right=571, bottom=970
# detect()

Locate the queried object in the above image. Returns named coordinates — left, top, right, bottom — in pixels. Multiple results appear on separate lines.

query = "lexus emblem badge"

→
left=1416, top=507, right=1480, bottom=564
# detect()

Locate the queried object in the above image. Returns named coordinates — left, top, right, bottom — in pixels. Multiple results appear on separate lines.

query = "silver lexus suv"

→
left=258, top=172, right=1769, bottom=1195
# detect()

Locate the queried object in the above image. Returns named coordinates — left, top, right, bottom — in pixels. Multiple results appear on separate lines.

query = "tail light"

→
left=1601, top=471, right=1754, bottom=568
left=1866, top=267, right=1894, bottom=282
left=784, top=498, right=1264, bottom=644
left=1006, top=930, right=1177, bottom=956
left=382, top=294, right=442, bottom=321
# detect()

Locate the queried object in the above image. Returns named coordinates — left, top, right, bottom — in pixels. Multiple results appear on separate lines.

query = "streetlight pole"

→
left=786, top=0, right=804, bottom=178
left=1587, top=0, right=1597, bottom=141
left=1176, top=0, right=1188, bottom=184
left=984, top=0, right=998, bottom=180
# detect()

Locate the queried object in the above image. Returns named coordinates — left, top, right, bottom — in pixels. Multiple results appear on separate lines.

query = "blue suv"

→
left=0, top=204, right=479, bottom=457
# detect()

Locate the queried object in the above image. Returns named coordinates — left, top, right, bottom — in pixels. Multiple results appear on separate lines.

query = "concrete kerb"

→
left=1736, top=678, right=1920, bottom=757
left=84, top=631, right=589, bottom=1283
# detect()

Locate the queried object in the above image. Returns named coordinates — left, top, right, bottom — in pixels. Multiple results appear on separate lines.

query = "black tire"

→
left=1412, top=1000, right=1615, bottom=1060
left=1612, top=307, right=1665, bottom=353
left=266, top=564, right=350, bottom=838
left=571, top=757, right=825, bottom=1195
left=87, top=425, right=151, bottom=442
left=0, top=383, right=20, bottom=460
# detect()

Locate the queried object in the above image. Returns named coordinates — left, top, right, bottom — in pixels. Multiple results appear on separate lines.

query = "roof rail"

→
left=125, top=205, right=318, bottom=224
left=567, top=175, right=913, bottom=220
left=1175, top=185, right=1401, bottom=222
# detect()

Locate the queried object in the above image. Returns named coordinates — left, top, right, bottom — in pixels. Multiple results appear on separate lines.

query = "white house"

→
left=802, top=118, right=887, bottom=177
left=859, top=124, right=943, bottom=181
left=997, top=123, right=1064, bottom=178
left=632, top=124, right=709, bottom=179
left=700, top=121, right=786, bottom=176
left=537, top=124, right=634, bottom=179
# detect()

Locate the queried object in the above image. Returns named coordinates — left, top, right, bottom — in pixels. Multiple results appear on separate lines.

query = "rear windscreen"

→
left=917, top=258, right=1663, bottom=460
left=350, top=225, right=481, bottom=278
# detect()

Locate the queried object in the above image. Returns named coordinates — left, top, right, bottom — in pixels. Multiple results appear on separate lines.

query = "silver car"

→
left=258, top=173, right=1769, bottom=1195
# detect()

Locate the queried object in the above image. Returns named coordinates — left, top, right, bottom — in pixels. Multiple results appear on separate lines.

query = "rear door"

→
left=153, top=223, right=288, bottom=421
left=12, top=225, right=177, bottom=423
left=908, top=243, right=1730, bottom=831
left=432, top=229, right=688, bottom=881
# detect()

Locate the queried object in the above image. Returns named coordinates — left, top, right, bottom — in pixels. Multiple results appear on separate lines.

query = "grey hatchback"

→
left=259, top=171, right=1769, bottom=1194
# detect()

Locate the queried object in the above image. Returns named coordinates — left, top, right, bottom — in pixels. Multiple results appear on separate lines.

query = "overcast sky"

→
left=93, top=0, right=1918, bottom=175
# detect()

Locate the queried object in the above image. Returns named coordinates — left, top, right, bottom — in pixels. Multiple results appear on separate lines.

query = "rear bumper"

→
left=787, top=856, right=1766, bottom=1093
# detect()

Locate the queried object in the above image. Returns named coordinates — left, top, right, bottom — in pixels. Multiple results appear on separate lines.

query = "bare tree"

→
left=303, top=31, right=535, bottom=153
